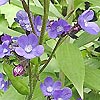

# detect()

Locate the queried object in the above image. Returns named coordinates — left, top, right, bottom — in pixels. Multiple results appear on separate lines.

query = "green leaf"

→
left=85, top=58, right=100, bottom=69
left=85, top=92, right=100, bottom=100
left=0, top=86, right=25, bottom=100
left=74, top=32, right=100, bottom=47
left=74, top=0, right=85, bottom=9
left=85, top=67, right=100, bottom=91
left=3, top=64, right=29, bottom=95
left=56, top=43, right=85, bottom=99
left=0, top=4, right=21, bottom=26
left=11, top=0, right=62, bottom=18
left=0, top=13, right=22, bottom=36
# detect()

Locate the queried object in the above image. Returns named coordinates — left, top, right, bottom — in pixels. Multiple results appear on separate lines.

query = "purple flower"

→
left=40, top=76, right=62, bottom=96
left=15, top=33, right=44, bottom=59
left=13, top=65, right=24, bottom=76
left=15, top=10, right=34, bottom=31
left=0, top=0, right=8, bottom=6
left=0, top=73, right=8, bottom=92
left=48, top=19, right=71, bottom=39
left=34, top=16, right=42, bottom=36
left=53, top=87, right=72, bottom=100
left=1, top=34, right=12, bottom=44
left=78, top=10, right=100, bottom=34
left=0, top=41, right=10, bottom=58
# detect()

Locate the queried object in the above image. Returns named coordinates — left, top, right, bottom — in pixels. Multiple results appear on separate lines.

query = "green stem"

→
left=20, top=0, right=36, bottom=35
left=28, top=61, right=33, bottom=100
left=59, top=71, right=65, bottom=87
left=39, top=38, right=62, bottom=74
left=39, top=0, right=50, bottom=44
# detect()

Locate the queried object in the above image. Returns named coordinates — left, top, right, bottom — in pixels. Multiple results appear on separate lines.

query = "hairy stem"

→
left=27, top=61, right=33, bottom=100
left=20, top=0, right=36, bottom=35
left=39, top=0, right=50, bottom=44
left=39, top=38, right=62, bottom=74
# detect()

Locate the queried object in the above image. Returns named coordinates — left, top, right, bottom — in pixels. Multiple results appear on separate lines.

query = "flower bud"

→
left=13, top=65, right=24, bottom=77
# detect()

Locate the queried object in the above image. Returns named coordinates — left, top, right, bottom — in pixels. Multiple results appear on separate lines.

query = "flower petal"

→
left=0, top=45, right=3, bottom=53
left=48, top=30, right=58, bottom=39
left=32, top=45, right=44, bottom=57
left=79, top=10, right=94, bottom=21
left=16, top=10, right=28, bottom=21
left=0, top=0, right=8, bottom=6
left=61, top=87, right=72, bottom=99
left=53, top=90, right=62, bottom=99
left=28, top=34, right=38, bottom=48
left=53, top=81, right=62, bottom=90
left=3, top=81, right=8, bottom=92
left=40, top=83, right=51, bottom=96
left=58, top=19, right=68, bottom=26
left=18, top=35, right=28, bottom=48
left=15, top=47, right=26, bottom=57
left=0, top=73, right=3, bottom=82
left=23, top=53, right=36, bottom=59
left=34, top=16, right=42, bottom=26
left=83, top=22, right=100, bottom=34
left=44, top=77, right=54, bottom=87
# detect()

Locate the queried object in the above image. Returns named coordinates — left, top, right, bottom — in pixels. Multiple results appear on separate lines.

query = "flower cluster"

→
left=15, top=11, right=43, bottom=36
left=15, top=10, right=100, bottom=40
left=0, top=33, right=44, bottom=60
left=0, top=73, right=9, bottom=92
left=40, top=76, right=72, bottom=100
left=15, top=10, right=34, bottom=32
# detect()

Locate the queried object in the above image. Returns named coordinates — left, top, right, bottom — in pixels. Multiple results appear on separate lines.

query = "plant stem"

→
left=39, top=38, right=62, bottom=74
left=28, top=61, right=33, bottom=100
left=20, top=0, right=36, bottom=35
left=59, top=71, right=65, bottom=87
left=39, top=0, right=50, bottom=44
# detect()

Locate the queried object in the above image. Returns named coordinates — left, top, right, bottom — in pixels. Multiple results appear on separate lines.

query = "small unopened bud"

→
left=13, top=65, right=24, bottom=77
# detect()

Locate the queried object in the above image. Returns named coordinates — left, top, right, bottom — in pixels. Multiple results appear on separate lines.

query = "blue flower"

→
left=34, top=16, right=42, bottom=36
left=0, top=41, right=10, bottom=58
left=40, top=77, right=62, bottom=96
left=0, top=73, right=9, bottom=92
left=15, top=33, right=44, bottom=59
left=78, top=10, right=100, bottom=34
left=15, top=10, right=34, bottom=32
left=48, top=19, right=71, bottom=39
left=53, top=87, right=72, bottom=100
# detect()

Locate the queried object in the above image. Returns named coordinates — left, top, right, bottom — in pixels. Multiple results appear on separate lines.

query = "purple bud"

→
left=13, top=65, right=24, bottom=77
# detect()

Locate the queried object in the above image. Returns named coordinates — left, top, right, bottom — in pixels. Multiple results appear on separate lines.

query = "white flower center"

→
left=84, top=20, right=88, bottom=27
left=47, top=86, right=53, bottom=92
left=57, top=26, right=64, bottom=32
left=25, top=45, right=32, bottom=53
left=3, top=48, right=8, bottom=53
left=1, top=83, right=4, bottom=88
left=58, top=98, right=63, bottom=100
left=37, top=25, right=42, bottom=32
